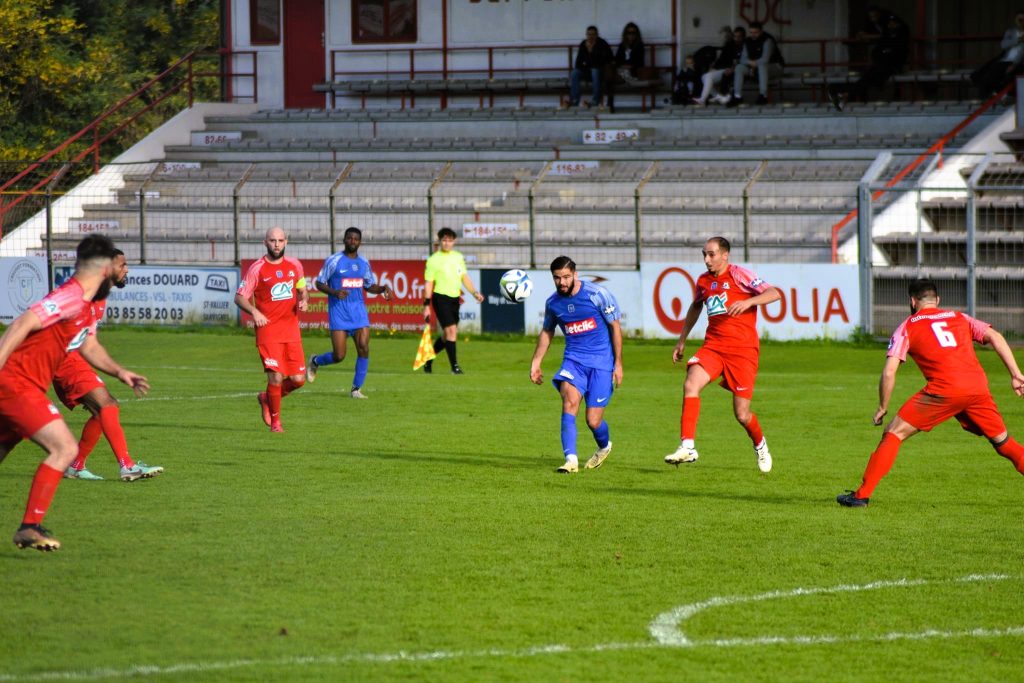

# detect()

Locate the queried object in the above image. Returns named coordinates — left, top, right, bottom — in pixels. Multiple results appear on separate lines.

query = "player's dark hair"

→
left=437, top=227, right=457, bottom=240
left=345, top=226, right=362, bottom=238
left=113, top=248, right=124, bottom=257
left=908, top=278, right=939, bottom=300
left=707, top=236, right=731, bottom=253
left=76, top=234, right=117, bottom=264
left=733, top=26, right=747, bottom=36
left=586, top=25, right=598, bottom=33
left=550, top=256, right=576, bottom=273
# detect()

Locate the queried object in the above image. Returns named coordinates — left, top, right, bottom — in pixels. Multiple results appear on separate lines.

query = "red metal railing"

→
left=0, top=49, right=257, bottom=238
left=828, top=79, right=1016, bottom=263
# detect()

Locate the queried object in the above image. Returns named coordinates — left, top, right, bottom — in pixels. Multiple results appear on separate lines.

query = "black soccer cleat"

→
left=836, top=490, right=869, bottom=507
left=423, top=359, right=432, bottom=374
left=451, top=365, right=464, bottom=375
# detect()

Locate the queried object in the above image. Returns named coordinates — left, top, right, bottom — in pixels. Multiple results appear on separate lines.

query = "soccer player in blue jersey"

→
left=530, top=256, right=623, bottom=473
left=306, top=227, right=392, bottom=398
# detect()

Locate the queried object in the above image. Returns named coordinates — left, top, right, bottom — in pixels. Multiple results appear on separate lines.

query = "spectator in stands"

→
left=608, top=22, right=645, bottom=112
left=729, top=21, right=785, bottom=106
left=672, top=54, right=703, bottom=105
left=971, top=12, right=1024, bottom=98
left=828, top=11, right=909, bottom=111
left=569, top=25, right=614, bottom=108
left=695, top=26, right=746, bottom=106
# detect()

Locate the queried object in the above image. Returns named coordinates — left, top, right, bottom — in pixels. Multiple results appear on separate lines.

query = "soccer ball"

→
left=499, top=269, right=533, bottom=303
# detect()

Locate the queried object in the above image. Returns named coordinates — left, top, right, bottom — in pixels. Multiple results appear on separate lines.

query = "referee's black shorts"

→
left=431, top=293, right=461, bottom=327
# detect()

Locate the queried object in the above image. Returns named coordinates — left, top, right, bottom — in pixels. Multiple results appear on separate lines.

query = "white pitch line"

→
left=1, top=574, right=1021, bottom=682
left=132, top=392, right=256, bottom=403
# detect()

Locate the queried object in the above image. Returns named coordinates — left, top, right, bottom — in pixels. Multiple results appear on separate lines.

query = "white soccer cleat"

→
left=755, top=438, right=772, bottom=473
left=306, top=355, right=318, bottom=383
left=665, top=443, right=699, bottom=466
left=585, top=441, right=612, bottom=469
left=350, top=388, right=368, bottom=399
left=556, top=457, right=579, bottom=474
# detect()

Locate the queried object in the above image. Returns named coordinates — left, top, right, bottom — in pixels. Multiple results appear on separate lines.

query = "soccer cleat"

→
left=451, top=365, right=464, bottom=375
left=134, top=462, right=164, bottom=478
left=270, top=420, right=284, bottom=433
left=585, top=441, right=612, bottom=470
left=119, top=465, right=144, bottom=482
left=306, top=355, right=318, bottom=383
left=837, top=490, right=870, bottom=507
left=556, top=459, right=579, bottom=474
left=64, top=467, right=104, bottom=481
left=257, top=392, right=271, bottom=426
left=665, top=443, right=699, bottom=466
left=350, top=388, right=368, bottom=399
left=13, top=524, right=60, bottom=552
left=423, top=359, right=433, bottom=374
left=755, top=439, right=773, bottom=473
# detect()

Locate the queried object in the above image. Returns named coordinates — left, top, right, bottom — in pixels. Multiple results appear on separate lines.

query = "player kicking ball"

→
left=530, top=256, right=623, bottom=474
left=837, top=279, right=1024, bottom=507
left=57, top=249, right=162, bottom=481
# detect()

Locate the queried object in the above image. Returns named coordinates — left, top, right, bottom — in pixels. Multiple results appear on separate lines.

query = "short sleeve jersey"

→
left=543, top=280, right=620, bottom=371
left=424, top=250, right=467, bottom=298
left=237, top=256, right=304, bottom=344
left=887, top=309, right=991, bottom=397
left=0, top=278, right=96, bottom=395
left=55, top=300, right=106, bottom=379
left=317, top=252, right=375, bottom=316
left=696, top=264, right=773, bottom=350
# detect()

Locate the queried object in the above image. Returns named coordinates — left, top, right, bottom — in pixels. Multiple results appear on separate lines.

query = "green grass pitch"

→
left=0, top=328, right=1021, bottom=682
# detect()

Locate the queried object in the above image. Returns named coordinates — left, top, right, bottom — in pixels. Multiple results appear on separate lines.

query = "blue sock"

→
left=313, top=351, right=338, bottom=367
left=353, top=357, right=369, bottom=389
left=591, top=420, right=610, bottom=449
left=560, top=413, right=577, bottom=457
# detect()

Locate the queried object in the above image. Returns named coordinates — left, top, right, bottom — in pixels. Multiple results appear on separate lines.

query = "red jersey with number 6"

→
left=696, top=264, right=773, bottom=351
left=237, top=256, right=304, bottom=344
left=887, top=309, right=991, bottom=397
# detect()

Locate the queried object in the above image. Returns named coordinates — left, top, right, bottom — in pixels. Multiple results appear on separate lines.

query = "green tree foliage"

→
left=0, top=0, right=218, bottom=163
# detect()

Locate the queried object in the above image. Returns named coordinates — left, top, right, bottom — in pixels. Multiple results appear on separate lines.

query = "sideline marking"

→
left=0, top=574, right=1020, bottom=681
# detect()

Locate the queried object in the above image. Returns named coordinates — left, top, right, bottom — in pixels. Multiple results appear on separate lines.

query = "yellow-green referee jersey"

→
left=424, top=250, right=467, bottom=297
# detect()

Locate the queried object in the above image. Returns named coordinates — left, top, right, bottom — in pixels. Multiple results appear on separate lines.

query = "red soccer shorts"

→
left=897, top=390, right=1007, bottom=438
left=52, top=354, right=105, bottom=410
left=0, top=387, right=63, bottom=444
left=688, top=346, right=759, bottom=399
left=257, top=340, right=306, bottom=376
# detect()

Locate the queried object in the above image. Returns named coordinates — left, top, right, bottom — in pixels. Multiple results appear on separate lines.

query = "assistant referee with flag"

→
left=422, top=227, right=484, bottom=374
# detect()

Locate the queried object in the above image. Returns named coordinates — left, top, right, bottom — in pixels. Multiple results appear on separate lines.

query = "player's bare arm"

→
left=461, top=273, right=485, bottom=303
left=0, top=309, right=44, bottom=371
left=366, top=284, right=392, bottom=300
left=610, top=319, right=624, bottom=387
left=981, top=328, right=1024, bottom=397
left=423, top=280, right=435, bottom=321
left=874, top=355, right=902, bottom=425
left=727, top=286, right=782, bottom=317
left=296, top=282, right=309, bottom=313
left=234, top=293, right=269, bottom=327
left=531, top=328, right=554, bottom=384
left=672, top=300, right=704, bottom=363
left=315, top=280, right=348, bottom=300
left=79, top=334, right=150, bottom=397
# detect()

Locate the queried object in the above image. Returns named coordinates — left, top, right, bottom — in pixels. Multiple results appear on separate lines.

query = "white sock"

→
left=682, top=439, right=695, bottom=449
left=565, top=454, right=579, bottom=465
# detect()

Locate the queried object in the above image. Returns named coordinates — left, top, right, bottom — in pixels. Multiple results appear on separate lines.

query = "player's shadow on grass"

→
left=600, top=485, right=808, bottom=505
left=346, top=447, right=541, bottom=470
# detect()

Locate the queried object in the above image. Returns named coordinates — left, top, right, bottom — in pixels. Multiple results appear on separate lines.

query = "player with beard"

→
left=306, top=227, right=392, bottom=398
left=234, top=226, right=309, bottom=432
left=530, top=256, right=623, bottom=474
left=58, top=249, right=163, bottom=481
left=0, top=235, right=150, bottom=551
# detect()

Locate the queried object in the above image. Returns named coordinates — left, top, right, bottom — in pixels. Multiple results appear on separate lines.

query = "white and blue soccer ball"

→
left=499, top=269, right=533, bottom=303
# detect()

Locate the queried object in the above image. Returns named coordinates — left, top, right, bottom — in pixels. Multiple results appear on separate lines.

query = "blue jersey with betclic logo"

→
left=318, top=252, right=376, bottom=329
left=543, top=280, right=620, bottom=371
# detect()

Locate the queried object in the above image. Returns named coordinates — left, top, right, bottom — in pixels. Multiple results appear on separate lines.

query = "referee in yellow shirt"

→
left=422, top=227, right=485, bottom=374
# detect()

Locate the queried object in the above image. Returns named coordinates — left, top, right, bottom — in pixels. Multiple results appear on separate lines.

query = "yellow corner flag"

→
left=413, top=325, right=436, bottom=371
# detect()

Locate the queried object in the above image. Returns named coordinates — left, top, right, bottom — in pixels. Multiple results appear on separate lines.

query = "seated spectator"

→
left=569, top=25, right=614, bottom=108
left=672, top=54, right=702, bottom=105
left=729, top=21, right=784, bottom=106
left=828, top=10, right=909, bottom=111
left=971, top=11, right=1024, bottom=98
left=695, top=26, right=746, bottom=106
left=607, top=22, right=645, bottom=112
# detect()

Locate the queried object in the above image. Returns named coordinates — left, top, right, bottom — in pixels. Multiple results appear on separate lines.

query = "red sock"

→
left=281, top=377, right=305, bottom=397
left=995, top=437, right=1024, bottom=474
left=22, top=463, right=63, bottom=526
left=267, top=383, right=283, bottom=420
left=680, top=397, right=700, bottom=440
left=743, top=413, right=764, bottom=446
left=99, top=405, right=134, bottom=469
left=856, top=432, right=903, bottom=499
left=70, top=416, right=104, bottom=470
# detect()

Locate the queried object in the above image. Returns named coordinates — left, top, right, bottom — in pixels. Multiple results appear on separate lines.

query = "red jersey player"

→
left=837, top=279, right=1024, bottom=507
left=56, top=249, right=163, bottom=482
left=234, top=226, right=309, bottom=432
left=0, top=235, right=149, bottom=551
left=664, top=236, right=781, bottom=473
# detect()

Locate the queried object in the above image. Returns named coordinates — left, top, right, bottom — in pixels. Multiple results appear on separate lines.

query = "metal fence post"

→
left=857, top=181, right=873, bottom=335
left=964, top=155, right=991, bottom=320
left=742, top=161, right=767, bottom=262
left=634, top=161, right=658, bottom=271
left=233, top=164, right=254, bottom=266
